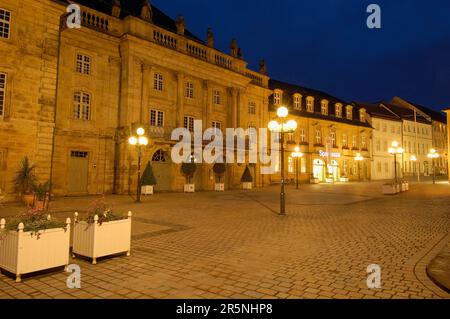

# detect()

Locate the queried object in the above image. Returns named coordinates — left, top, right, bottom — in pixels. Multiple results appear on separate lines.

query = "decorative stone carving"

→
left=230, top=38, right=238, bottom=57
left=140, top=0, right=153, bottom=22
left=259, top=59, right=268, bottom=75
left=111, top=0, right=121, bottom=18
left=207, top=28, right=214, bottom=47
left=175, top=15, right=186, bottom=35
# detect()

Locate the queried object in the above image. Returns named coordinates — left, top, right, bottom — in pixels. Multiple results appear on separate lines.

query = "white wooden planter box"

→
left=310, top=178, right=320, bottom=184
left=382, top=184, right=398, bottom=195
left=141, top=185, right=154, bottom=195
left=214, top=183, right=225, bottom=192
left=339, top=177, right=349, bottom=183
left=184, top=184, right=195, bottom=193
left=72, top=212, right=132, bottom=265
left=401, top=183, right=408, bottom=192
left=0, top=217, right=71, bottom=282
left=242, top=182, right=252, bottom=190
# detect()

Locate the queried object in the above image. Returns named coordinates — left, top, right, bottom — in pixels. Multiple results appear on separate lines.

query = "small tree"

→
left=14, top=157, right=37, bottom=194
left=140, top=162, right=157, bottom=186
left=181, top=159, right=197, bottom=184
left=241, top=166, right=253, bottom=183
left=213, top=162, right=226, bottom=183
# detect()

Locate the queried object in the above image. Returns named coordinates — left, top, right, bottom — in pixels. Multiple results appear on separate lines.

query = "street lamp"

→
left=268, top=106, right=297, bottom=216
left=291, top=146, right=304, bottom=190
left=128, top=127, right=149, bottom=203
left=388, top=141, right=404, bottom=183
left=354, top=153, right=364, bottom=182
left=427, top=149, right=439, bottom=184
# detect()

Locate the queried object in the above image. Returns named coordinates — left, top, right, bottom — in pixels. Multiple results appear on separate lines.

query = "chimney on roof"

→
left=175, top=15, right=186, bottom=36
left=230, top=38, right=238, bottom=57
left=111, top=0, right=121, bottom=18
left=259, top=59, right=268, bottom=75
left=140, top=0, right=153, bottom=22
left=207, top=28, right=214, bottom=48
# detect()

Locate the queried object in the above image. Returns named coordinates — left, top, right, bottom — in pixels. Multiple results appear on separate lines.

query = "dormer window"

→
left=274, top=90, right=282, bottom=106
left=321, top=100, right=328, bottom=115
left=346, top=105, right=353, bottom=120
left=306, top=96, right=314, bottom=113
left=335, top=103, right=342, bottom=118
left=359, top=109, right=366, bottom=122
left=293, top=94, right=302, bottom=110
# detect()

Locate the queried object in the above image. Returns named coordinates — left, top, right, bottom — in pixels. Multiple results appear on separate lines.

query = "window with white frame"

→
left=306, top=97, right=314, bottom=112
left=335, top=104, right=342, bottom=118
left=213, top=89, right=221, bottom=105
left=150, top=109, right=164, bottom=127
left=212, top=120, right=221, bottom=131
left=73, top=91, right=91, bottom=120
left=293, top=94, right=302, bottom=110
left=186, top=81, right=194, bottom=99
left=76, top=54, right=91, bottom=75
left=361, top=134, right=366, bottom=149
left=352, top=162, right=357, bottom=175
left=300, top=128, right=306, bottom=143
left=359, top=109, right=366, bottom=122
left=321, top=100, right=328, bottom=115
left=0, top=72, right=6, bottom=119
left=154, top=73, right=164, bottom=91
left=184, top=116, right=195, bottom=132
left=315, top=129, right=322, bottom=145
left=287, top=132, right=295, bottom=142
left=343, top=160, right=348, bottom=175
left=352, top=135, right=357, bottom=148
left=346, top=106, right=353, bottom=120
left=248, top=101, right=256, bottom=115
left=273, top=91, right=281, bottom=105
left=342, top=134, right=348, bottom=147
left=330, top=132, right=336, bottom=147
left=0, top=8, right=11, bottom=39
left=288, top=157, right=294, bottom=173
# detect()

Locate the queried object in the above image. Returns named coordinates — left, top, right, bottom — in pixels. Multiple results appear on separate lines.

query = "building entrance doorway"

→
left=327, top=160, right=339, bottom=182
left=68, top=151, right=89, bottom=195
left=313, top=159, right=325, bottom=182
left=151, top=150, right=172, bottom=192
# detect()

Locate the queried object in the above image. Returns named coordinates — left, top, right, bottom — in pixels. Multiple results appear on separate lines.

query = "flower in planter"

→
left=80, top=196, right=127, bottom=226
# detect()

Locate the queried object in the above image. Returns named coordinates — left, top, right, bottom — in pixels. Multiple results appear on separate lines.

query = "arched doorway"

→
left=313, top=159, right=325, bottom=182
left=151, top=149, right=172, bottom=192
left=328, top=160, right=339, bottom=182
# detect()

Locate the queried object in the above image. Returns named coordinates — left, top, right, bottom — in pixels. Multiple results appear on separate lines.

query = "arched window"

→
left=152, top=150, right=166, bottom=162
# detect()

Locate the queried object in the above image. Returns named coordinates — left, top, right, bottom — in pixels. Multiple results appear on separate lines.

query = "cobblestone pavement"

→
left=0, top=181, right=449, bottom=299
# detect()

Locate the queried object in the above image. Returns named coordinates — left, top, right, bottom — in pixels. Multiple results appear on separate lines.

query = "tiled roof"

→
left=71, top=0, right=204, bottom=43
left=381, top=102, right=430, bottom=124
left=354, top=102, right=401, bottom=121
left=269, top=79, right=372, bottom=128
left=407, top=101, right=447, bottom=124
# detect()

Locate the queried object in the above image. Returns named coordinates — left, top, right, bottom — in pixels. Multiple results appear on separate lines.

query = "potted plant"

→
left=213, top=162, right=226, bottom=192
left=181, top=158, right=197, bottom=193
left=13, top=157, right=37, bottom=207
left=382, top=182, right=398, bottom=195
left=72, top=196, right=132, bottom=265
left=241, top=166, right=253, bottom=190
left=33, top=181, right=50, bottom=211
left=140, top=162, right=157, bottom=195
left=0, top=209, right=71, bottom=282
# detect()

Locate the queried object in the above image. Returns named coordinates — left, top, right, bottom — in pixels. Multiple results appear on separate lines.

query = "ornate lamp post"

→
left=427, top=149, right=439, bottom=184
left=268, top=106, right=297, bottom=216
left=354, top=153, right=364, bottom=182
left=128, top=127, right=149, bottom=203
left=291, top=146, right=304, bottom=189
left=388, top=141, right=404, bottom=183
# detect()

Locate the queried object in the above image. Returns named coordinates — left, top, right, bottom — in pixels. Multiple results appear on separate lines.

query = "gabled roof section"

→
left=354, top=102, right=401, bottom=122
left=381, top=102, right=430, bottom=124
left=72, top=0, right=204, bottom=43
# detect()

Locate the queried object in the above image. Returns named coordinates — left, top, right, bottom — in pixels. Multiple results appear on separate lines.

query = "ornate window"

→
left=184, top=116, right=195, bottom=132
left=212, top=121, right=221, bottom=134
left=300, top=128, right=306, bottom=143
left=321, top=100, right=328, bottom=115
left=352, top=135, right=357, bottom=148
left=73, top=91, right=91, bottom=120
left=315, top=129, right=322, bottom=145
left=306, top=97, right=314, bottom=113
left=346, top=105, right=353, bottom=120
left=342, top=134, right=348, bottom=147
left=152, top=150, right=166, bottom=162
left=0, top=72, right=5, bottom=119
left=330, top=132, right=336, bottom=147
left=293, top=94, right=302, bottom=110
left=154, top=73, right=164, bottom=91
left=359, top=109, right=366, bottom=122
left=248, top=101, right=256, bottom=114
left=335, top=103, right=342, bottom=118
left=213, top=89, right=221, bottom=105
left=361, top=134, right=367, bottom=149
left=76, top=54, right=91, bottom=75
left=186, top=81, right=194, bottom=99
left=0, top=8, right=11, bottom=39
left=273, top=90, right=282, bottom=106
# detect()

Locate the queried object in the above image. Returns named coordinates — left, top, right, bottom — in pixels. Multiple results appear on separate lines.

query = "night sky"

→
left=152, top=0, right=450, bottom=112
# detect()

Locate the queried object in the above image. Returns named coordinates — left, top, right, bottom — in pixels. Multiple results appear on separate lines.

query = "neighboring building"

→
left=0, top=0, right=272, bottom=198
left=0, top=0, right=62, bottom=200
left=269, top=80, right=373, bottom=183
left=381, top=102, right=433, bottom=178
left=356, top=103, right=402, bottom=181
left=444, top=108, right=450, bottom=182
left=392, top=97, right=448, bottom=176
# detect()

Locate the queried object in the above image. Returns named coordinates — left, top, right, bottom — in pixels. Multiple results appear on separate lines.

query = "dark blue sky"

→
left=153, top=0, right=450, bottom=111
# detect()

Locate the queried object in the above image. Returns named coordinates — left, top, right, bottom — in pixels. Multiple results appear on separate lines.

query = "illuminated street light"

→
left=268, top=106, right=297, bottom=216
left=388, top=141, right=404, bottom=183
left=128, top=127, right=149, bottom=203
left=354, top=153, right=364, bottom=182
left=291, top=146, right=304, bottom=190
left=427, top=149, right=439, bottom=184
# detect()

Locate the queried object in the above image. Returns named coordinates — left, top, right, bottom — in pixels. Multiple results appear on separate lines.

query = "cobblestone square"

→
left=0, top=181, right=449, bottom=299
